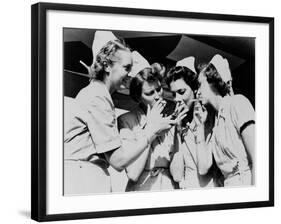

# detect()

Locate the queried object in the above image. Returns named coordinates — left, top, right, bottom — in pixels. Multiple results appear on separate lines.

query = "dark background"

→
left=63, top=28, right=255, bottom=111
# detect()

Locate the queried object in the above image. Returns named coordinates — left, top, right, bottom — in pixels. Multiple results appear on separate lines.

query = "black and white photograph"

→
left=1, top=0, right=280, bottom=223
left=31, top=2, right=274, bottom=221
left=63, top=28, right=256, bottom=195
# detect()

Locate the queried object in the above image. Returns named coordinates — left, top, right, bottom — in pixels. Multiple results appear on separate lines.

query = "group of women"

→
left=64, top=30, right=255, bottom=195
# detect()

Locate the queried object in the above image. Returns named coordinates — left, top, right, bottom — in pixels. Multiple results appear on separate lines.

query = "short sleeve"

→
left=86, top=96, right=122, bottom=154
left=230, top=94, right=255, bottom=134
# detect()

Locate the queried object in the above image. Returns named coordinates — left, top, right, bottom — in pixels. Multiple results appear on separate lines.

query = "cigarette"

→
left=190, top=99, right=202, bottom=102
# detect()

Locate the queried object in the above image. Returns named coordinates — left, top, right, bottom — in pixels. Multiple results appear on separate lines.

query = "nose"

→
left=175, top=93, right=182, bottom=102
left=154, top=91, right=160, bottom=101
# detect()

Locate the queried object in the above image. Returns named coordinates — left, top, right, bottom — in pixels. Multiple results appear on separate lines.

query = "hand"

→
left=193, top=100, right=207, bottom=127
left=144, top=100, right=175, bottom=142
left=173, top=101, right=189, bottom=128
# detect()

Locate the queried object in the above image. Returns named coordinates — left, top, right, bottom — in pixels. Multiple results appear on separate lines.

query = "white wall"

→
left=0, top=0, right=280, bottom=223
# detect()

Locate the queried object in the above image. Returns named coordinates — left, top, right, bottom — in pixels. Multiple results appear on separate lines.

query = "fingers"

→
left=202, top=105, right=207, bottom=112
left=175, top=101, right=185, bottom=113
left=164, top=116, right=182, bottom=126
left=158, top=101, right=166, bottom=113
left=194, top=111, right=203, bottom=120
left=174, top=101, right=181, bottom=111
left=178, top=107, right=189, bottom=118
left=153, top=99, right=163, bottom=108
left=167, top=119, right=178, bottom=126
left=177, top=112, right=188, bottom=122
left=194, top=107, right=207, bottom=125
left=151, top=100, right=166, bottom=114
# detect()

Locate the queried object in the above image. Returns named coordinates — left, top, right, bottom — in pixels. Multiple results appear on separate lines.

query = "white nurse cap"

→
left=176, top=56, right=196, bottom=74
left=92, top=30, right=118, bottom=63
left=209, top=54, right=232, bottom=83
left=129, top=51, right=150, bottom=77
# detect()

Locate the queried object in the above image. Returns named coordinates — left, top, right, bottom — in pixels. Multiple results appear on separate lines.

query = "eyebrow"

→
left=144, top=88, right=154, bottom=92
left=156, top=86, right=162, bottom=91
left=171, top=88, right=185, bottom=92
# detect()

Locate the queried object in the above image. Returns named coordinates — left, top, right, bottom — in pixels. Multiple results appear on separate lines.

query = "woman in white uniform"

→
left=118, top=52, right=188, bottom=191
left=64, top=32, right=176, bottom=195
left=167, top=57, right=221, bottom=189
left=194, top=54, right=255, bottom=187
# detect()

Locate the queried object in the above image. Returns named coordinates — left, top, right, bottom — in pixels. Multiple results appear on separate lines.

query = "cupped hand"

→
left=173, top=101, right=189, bottom=127
left=145, top=100, right=175, bottom=141
left=193, top=101, right=208, bottom=127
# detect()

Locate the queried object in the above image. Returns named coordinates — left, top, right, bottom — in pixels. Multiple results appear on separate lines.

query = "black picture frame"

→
left=31, top=2, right=274, bottom=222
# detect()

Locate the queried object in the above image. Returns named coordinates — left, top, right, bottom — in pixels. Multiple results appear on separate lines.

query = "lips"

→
left=120, top=76, right=131, bottom=89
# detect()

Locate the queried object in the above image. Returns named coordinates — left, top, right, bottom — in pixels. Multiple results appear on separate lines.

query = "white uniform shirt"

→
left=64, top=80, right=122, bottom=161
left=118, top=106, right=175, bottom=170
left=180, top=122, right=215, bottom=188
left=208, top=94, right=255, bottom=179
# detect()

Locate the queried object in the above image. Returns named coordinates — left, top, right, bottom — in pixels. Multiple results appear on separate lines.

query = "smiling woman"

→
left=117, top=52, right=187, bottom=191
left=63, top=28, right=258, bottom=193
left=64, top=34, right=134, bottom=194
left=63, top=30, right=177, bottom=195
left=32, top=3, right=274, bottom=221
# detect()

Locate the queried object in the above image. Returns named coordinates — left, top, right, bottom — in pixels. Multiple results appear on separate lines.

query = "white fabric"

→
left=208, top=95, right=254, bottom=182
left=64, top=81, right=122, bottom=160
left=92, top=30, right=117, bottom=64
left=209, top=54, right=232, bottom=83
left=64, top=160, right=111, bottom=195
left=176, top=56, right=196, bottom=74
left=179, top=122, right=215, bottom=189
left=128, top=51, right=150, bottom=77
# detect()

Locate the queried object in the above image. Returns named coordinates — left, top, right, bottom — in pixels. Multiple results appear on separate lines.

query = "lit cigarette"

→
left=190, top=99, right=202, bottom=102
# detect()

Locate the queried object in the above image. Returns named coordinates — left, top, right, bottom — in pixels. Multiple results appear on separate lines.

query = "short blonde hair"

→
left=92, top=39, right=130, bottom=81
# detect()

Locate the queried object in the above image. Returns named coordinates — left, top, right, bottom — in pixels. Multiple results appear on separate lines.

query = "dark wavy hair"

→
left=129, top=67, right=162, bottom=102
left=92, top=39, right=130, bottom=81
left=202, top=63, right=230, bottom=97
left=165, top=66, right=198, bottom=91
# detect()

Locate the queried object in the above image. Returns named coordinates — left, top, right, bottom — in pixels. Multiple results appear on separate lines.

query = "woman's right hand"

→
left=144, top=100, right=176, bottom=142
left=173, top=101, right=189, bottom=129
left=193, top=100, right=207, bottom=127
left=193, top=100, right=208, bottom=144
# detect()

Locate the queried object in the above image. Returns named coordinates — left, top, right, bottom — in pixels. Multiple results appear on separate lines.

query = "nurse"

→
left=118, top=51, right=188, bottom=191
left=64, top=31, right=175, bottom=195
left=195, top=54, right=255, bottom=186
left=167, top=57, right=218, bottom=188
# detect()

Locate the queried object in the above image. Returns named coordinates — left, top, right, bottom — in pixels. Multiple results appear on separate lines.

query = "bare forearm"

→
left=105, top=134, right=149, bottom=172
left=241, top=124, right=255, bottom=184
left=196, top=126, right=212, bottom=175
left=170, top=151, right=184, bottom=182
left=126, top=146, right=150, bottom=181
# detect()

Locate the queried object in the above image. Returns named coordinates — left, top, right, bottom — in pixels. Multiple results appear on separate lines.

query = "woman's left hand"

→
left=193, top=101, right=207, bottom=127
left=173, top=101, right=189, bottom=128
